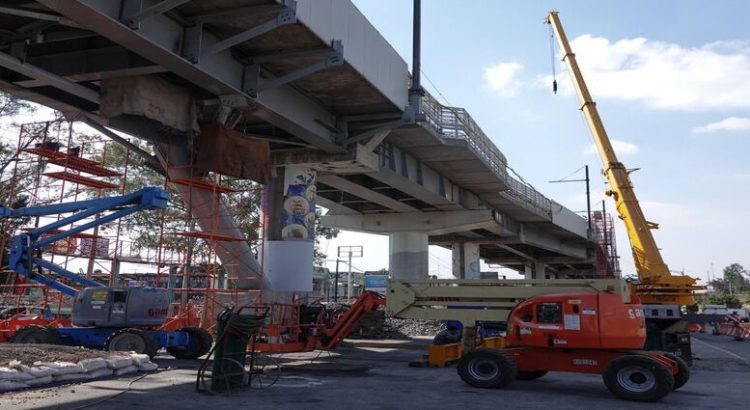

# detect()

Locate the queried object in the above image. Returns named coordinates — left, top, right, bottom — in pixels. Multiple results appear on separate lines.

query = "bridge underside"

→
left=0, top=0, right=601, bottom=279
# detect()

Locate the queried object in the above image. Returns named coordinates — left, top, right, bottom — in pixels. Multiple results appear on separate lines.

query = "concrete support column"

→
left=389, top=232, right=428, bottom=280
left=524, top=261, right=546, bottom=280
left=535, top=262, right=546, bottom=279
left=262, top=166, right=317, bottom=292
left=451, top=242, right=481, bottom=279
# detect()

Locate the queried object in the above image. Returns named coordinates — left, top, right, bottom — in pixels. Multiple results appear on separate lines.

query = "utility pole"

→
left=333, top=259, right=340, bottom=302
left=337, top=245, right=363, bottom=301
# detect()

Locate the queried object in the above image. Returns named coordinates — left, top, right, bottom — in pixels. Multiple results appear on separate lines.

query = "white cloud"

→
left=584, top=139, right=639, bottom=156
left=484, top=62, right=524, bottom=97
left=693, top=117, right=750, bottom=133
left=553, top=35, right=750, bottom=111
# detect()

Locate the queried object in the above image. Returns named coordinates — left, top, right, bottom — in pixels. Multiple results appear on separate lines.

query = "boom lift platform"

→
left=1, top=187, right=212, bottom=358
left=387, top=278, right=690, bottom=402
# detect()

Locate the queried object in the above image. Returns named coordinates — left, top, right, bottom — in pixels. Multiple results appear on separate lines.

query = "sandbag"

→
left=138, top=362, right=158, bottom=372
left=53, top=373, right=92, bottom=382
left=0, top=366, right=34, bottom=381
left=88, top=368, right=114, bottom=379
left=33, top=362, right=84, bottom=375
left=10, top=364, right=54, bottom=378
left=0, top=380, right=28, bottom=391
left=129, top=354, right=151, bottom=366
left=25, top=375, right=53, bottom=386
left=106, top=357, right=134, bottom=370
left=79, top=358, right=108, bottom=372
left=113, top=365, right=138, bottom=376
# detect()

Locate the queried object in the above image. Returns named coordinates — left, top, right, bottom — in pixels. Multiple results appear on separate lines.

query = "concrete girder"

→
left=520, top=224, right=588, bottom=259
left=318, top=175, right=419, bottom=213
left=369, top=141, right=483, bottom=211
left=496, top=244, right=536, bottom=261
left=428, top=235, right=520, bottom=246
left=316, top=196, right=360, bottom=215
left=271, top=143, right=379, bottom=174
left=320, top=209, right=505, bottom=236
left=39, top=0, right=343, bottom=152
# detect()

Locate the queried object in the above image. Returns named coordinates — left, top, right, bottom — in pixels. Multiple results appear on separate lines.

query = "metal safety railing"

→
left=420, top=90, right=552, bottom=216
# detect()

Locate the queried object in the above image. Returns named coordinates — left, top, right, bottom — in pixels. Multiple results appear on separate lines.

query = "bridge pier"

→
left=452, top=242, right=481, bottom=279
left=389, top=232, right=429, bottom=280
left=524, top=262, right=547, bottom=280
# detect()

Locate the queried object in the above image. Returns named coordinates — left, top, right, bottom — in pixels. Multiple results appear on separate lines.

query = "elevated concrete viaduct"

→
left=0, top=0, right=603, bottom=289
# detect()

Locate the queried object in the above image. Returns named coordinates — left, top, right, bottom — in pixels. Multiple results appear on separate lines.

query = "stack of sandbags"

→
left=0, top=352, right=160, bottom=392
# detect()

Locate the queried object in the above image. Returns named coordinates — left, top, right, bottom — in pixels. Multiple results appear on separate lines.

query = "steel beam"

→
left=0, top=5, right=73, bottom=25
left=0, top=51, right=99, bottom=103
left=187, top=4, right=284, bottom=23
left=201, top=5, right=297, bottom=57
left=121, top=0, right=192, bottom=28
left=247, top=46, right=333, bottom=64
left=39, top=0, right=342, bottom=152
left=248, top=40, right=343, bottom=96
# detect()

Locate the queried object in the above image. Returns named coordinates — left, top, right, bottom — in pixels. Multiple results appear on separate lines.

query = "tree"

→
left=0, top=93, right=38, bottom=269
left=709, top=263, right=749, bottom=296
left=313, top=208, right=339, bottom=266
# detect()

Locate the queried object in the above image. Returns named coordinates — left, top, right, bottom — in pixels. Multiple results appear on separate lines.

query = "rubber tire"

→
left=167, top=327, right=213, bottom=359
left=105, top=328, right=159, bottom=358
left=603, top=355, right=674, bottom=402
left=457, top=349, right=518, bottom=389
left=663, top=353, right=690, bottom=390
left=11, top=325, right=59, bottom=344
left=516, top=370, right=548, bottom=381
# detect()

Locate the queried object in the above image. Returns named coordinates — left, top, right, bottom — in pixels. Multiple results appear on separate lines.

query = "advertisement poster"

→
left=281, top=166, right=316, bottom=241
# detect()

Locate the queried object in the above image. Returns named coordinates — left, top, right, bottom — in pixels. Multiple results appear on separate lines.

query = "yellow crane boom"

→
left=545, top=11, right=697, bottom=305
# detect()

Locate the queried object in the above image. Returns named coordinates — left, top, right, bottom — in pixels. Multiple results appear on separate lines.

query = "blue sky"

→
left=322, top=1, right=750, bottom=283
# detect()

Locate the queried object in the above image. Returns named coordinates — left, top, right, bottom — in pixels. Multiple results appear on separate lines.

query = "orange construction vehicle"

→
left=457, top=290, right=689, bottom=402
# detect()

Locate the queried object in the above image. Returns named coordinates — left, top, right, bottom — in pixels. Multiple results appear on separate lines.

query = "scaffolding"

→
left=0, top=120, right=355, bottom=354
left=591, top=210, right=621, bottom=278
left=0, top=120, right=265, bottom=333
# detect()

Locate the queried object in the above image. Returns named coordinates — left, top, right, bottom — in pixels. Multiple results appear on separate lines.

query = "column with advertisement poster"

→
left=263, top=166, right=316, bottom=292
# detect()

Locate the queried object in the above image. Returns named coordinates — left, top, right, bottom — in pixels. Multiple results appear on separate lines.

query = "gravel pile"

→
left=0, top=344, right=112, bottom=366
left=385, top=317, right=443, bottom=337
left=346, top=309, right=444, bottom=340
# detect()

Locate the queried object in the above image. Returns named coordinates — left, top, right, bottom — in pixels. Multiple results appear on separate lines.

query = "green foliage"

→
left=709, top=263, right=749, bottom=295
left=701, top=263, right=750, bottom=309
left=313, top=207, right=338, bottom=266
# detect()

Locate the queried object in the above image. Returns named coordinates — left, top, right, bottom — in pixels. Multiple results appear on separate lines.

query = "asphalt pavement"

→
left=1, top=335, right=748, bottom=410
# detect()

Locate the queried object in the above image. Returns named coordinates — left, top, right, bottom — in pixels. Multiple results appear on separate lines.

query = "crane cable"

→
left=548, top=23, right=558, bottom=94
